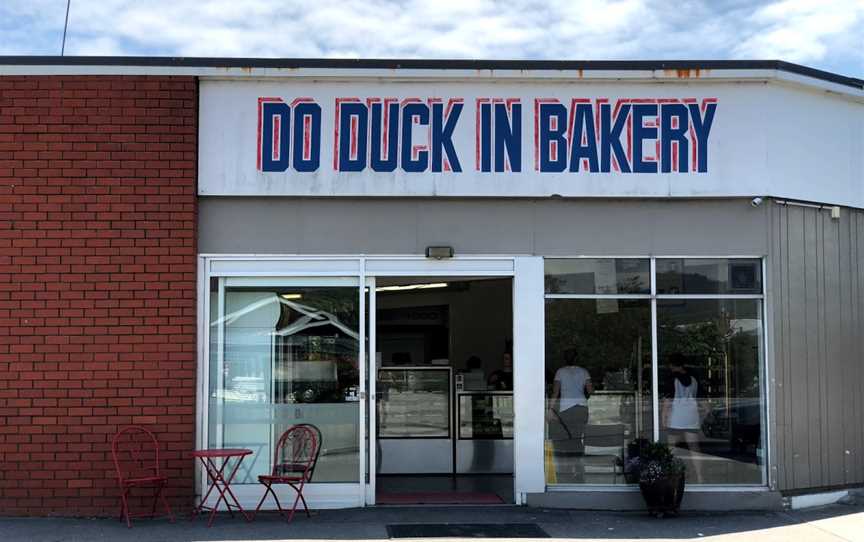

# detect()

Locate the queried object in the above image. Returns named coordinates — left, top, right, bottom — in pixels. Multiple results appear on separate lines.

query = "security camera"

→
left=751, top=197, right=764, bottom=207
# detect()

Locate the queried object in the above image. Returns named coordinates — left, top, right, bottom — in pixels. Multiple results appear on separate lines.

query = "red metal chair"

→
left=295, top=423, right=322, bottom=481
left=254, top=425, right=319, bottom=522
left=111, top=426, right=175, bottom=528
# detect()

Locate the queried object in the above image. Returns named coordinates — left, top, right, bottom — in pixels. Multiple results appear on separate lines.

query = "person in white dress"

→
left=663, top=353, right=704, bottom=483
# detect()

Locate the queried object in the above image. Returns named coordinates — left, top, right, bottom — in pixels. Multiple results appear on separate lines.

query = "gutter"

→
left=0, top=57, right=861, bottom=101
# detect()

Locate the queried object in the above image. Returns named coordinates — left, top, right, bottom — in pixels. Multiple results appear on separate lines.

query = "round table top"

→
left=191, top=448, right=253, bottom=458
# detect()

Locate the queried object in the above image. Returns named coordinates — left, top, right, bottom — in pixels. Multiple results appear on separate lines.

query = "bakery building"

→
left=1, top=57, right=863, bottom=515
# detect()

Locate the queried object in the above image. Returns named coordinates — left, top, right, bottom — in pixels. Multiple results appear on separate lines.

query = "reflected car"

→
left=700, top=398, right=761, bottom=452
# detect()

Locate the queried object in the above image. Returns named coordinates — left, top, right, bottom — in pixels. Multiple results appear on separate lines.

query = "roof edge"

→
left=0, top=56, right=860, bottom=90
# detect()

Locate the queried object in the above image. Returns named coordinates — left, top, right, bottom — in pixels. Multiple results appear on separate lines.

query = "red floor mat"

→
left=376, top=491, right=505, bottom=505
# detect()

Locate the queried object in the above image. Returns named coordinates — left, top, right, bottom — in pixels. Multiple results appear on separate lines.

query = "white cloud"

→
left=0, top=0, right=860, bottom=76
left=733, top=0, right=863, bottom=63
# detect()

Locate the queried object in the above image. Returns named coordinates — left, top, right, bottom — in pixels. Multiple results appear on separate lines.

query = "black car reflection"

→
left=700, top=398, right=761, bottom=453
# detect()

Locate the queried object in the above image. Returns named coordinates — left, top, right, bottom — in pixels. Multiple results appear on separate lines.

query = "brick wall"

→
left=0, top=76, right=198, bottom=516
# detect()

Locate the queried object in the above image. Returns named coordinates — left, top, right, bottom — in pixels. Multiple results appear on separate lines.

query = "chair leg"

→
left=287, top=491, right=300, bottom=523
left=300, top=493, right=311, bottom=517
left=254, top=484, right=275, bottom=519
left=296, top=483, right=311, bottom=518
left=151, top=485, right=161, bottom=518
left=287, top=482, right=309, bottom=522
left=159, top=483, right=175, bottom=523
left=120, top=489, right=132, bottom=528
left=270, top=488, right=289, bottom=521
left=254, top=484, right=269, bottom=515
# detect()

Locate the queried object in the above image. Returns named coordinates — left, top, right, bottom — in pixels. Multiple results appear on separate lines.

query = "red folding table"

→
left=191, top=448, right=253, bottom=527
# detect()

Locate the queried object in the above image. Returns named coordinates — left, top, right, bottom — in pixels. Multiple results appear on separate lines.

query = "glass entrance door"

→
left=370, top=275, right=516, bottom=505
left=206, top=276, right=366, bottom=507
left=201, top=256, right=527, bottom=508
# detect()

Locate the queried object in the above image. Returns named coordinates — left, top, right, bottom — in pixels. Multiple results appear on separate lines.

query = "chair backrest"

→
left=111, top=426, right=162, bottom=483
left=271, top=425, right=319, bottom=480
left=295, top=423, right=323, bottom=480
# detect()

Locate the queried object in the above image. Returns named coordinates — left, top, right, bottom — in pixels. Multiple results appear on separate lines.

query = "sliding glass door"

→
left=207, top=276, right=364, bottom=502
left=200, top=255, right=531, bottom=506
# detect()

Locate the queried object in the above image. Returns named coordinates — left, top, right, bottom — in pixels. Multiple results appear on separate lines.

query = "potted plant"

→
left=624, top=439, right=686, bottom=517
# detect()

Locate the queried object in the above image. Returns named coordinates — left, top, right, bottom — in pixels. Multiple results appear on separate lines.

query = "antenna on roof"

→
left=61, top=0, right=71, bottom=56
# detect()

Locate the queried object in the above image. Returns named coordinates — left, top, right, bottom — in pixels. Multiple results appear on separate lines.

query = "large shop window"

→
left=208, top=278, right=361, bottom=484
left=544, top=258, right=765, bottom=486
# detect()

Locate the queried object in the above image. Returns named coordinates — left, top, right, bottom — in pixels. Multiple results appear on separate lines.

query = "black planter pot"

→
left=638, top=474, right=685, bottom=517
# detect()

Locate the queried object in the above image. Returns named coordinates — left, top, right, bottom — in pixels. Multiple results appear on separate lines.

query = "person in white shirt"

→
left=662, top=353, right=704, bottom=483
left=548, top=349, right=593, bottom=482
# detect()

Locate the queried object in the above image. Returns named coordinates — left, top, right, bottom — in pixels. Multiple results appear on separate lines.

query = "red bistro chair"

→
left=295, top=423, right=322, bottom=481
left=111, top=426, right=175, bottom=528
left=254, top=425, right=319, bottom=522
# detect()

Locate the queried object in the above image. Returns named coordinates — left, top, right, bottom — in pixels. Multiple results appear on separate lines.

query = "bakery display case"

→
left=455, top=391, right=514, bottom=473
left=376, top=367, right=453, bottom=473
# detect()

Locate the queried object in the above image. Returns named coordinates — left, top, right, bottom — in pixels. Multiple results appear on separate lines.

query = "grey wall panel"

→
left=414, top=200, right=535, bottom=254
left=803, top=208, right=821, bottom=486
left=853, top=211, right=864, bottom=485
left=199, top=197, right=769, bottom=256
left=768, top=202, right=788, bottom=489
left=770, top=202, right=864, bottom=491
left=198, top=198, right=422, bottom=254
left=532, top=199, right=769, bottom=256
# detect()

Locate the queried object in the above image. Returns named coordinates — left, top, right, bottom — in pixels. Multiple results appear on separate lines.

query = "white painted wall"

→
left=198, top=79, right=864, bottom=208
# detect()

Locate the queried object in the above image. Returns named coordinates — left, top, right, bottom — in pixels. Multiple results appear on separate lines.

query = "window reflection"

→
left=544, top=299, right=653, bottom=484
left=273, top=293, right=360, bottom=404
left=544, top=258, right=766, bottom=487
left=545, top=259, right=650, bottom=295
left=656, top=258, right=762, bottom=295
left=209, top=286, right=360, bottom=483
left=658, top=299, right=764, bottom=485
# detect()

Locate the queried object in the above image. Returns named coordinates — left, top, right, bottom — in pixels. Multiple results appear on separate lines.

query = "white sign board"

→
left=199, top=79, right=863, bottom=207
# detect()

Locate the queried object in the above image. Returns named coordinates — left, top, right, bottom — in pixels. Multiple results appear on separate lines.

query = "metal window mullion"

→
left=654, top=255, right=766, bottom=259
left=367, top=275, right=377, bottom=505
left=216, top=277, right=225, bottom=449
left=198, top=258, right=210, bottom=503
left=358, top=259, right=366, bottom=504
left=650, top=258, right=660, bottom=442
left=655, top=294, right=764, bottom=300
left=759, top=257, right=771, bottom=488
left=543, top=294, right=651, bottom=300
left=544, top=255, right=651, bottom=260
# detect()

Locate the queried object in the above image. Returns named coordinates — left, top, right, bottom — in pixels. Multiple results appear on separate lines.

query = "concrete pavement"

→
left=0, top=502, right=862, bottom=542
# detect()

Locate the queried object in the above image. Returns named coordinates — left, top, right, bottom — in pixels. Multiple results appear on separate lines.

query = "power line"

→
left=61, top=0, right=71, bottom=56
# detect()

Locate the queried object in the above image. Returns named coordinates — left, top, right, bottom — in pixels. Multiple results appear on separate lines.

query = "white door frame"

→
left=197, top=254, right=546, bottom=509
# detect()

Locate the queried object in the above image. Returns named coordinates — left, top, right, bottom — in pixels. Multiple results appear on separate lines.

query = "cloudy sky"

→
left=0, top=0, right=861, bottom=77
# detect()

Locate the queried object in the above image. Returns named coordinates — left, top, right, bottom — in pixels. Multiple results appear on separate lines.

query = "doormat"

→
left=377, top=492, right=504, bottom=505
left=387, top=523, right=549, bottom=538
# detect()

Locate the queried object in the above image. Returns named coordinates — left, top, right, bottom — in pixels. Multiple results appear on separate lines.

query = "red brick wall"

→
left=0, top=76, right=198, bottom=516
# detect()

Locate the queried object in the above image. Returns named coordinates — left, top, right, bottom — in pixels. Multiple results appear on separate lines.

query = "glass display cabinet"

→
left=455, top=391, right=514, bottom=473
left=376, top=367, right=453, bottom=473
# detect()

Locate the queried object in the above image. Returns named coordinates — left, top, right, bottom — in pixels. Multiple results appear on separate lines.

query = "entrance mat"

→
left=387, top=523, right=549, bottom=538
left=377, top=492, right=504, bottom=505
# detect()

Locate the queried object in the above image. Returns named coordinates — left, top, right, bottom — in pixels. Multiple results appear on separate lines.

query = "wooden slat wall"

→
left=770, top=201, right=864, bottom=491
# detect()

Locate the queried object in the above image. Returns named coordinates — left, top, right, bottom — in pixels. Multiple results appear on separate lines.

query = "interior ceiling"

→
left=375, top=276, right=508, bottom=287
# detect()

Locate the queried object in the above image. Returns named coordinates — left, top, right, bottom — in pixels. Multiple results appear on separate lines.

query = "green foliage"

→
left=625, top=438, right=686, bottom=484
left=544, top=299, right=650, bottom=386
